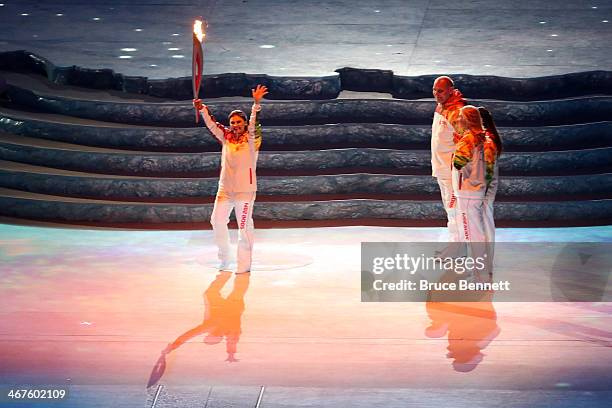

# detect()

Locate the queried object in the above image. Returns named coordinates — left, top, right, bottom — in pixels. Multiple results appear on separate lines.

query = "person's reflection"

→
left=425, top=270, right=500, bottom=372
left=163, top=271, right=250, bottom=362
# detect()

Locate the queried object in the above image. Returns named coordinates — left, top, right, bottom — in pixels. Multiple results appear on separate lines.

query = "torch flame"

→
left=193, top=19, right=205, bottom=42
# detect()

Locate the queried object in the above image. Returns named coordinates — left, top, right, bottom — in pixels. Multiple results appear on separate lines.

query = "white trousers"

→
left=210, top=191, right=256, bottom=273
left=455, top=197, right=492, bottom=277
left=483, top=194, right=496, bottom=243
left=437, top=178, right=458, bottom=242
left=455, top=197, right=485, bottom=243
left=482, top=193, right=496, bottom=275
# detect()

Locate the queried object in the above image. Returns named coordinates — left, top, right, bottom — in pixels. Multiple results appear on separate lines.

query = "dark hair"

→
left=228, top=110, right=247, bottom=123
left=478, top=107, right=503, bottom=157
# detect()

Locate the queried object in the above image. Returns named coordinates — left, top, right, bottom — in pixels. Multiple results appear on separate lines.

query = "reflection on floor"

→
left=0, top=224, right=611, bottom=407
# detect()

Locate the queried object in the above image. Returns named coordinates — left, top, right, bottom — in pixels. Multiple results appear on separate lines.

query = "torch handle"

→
left=194, top=108, right=200, bottom=123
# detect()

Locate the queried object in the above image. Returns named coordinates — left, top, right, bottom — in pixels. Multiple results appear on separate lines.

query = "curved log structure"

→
left=0, top=51, right=610, bottom=227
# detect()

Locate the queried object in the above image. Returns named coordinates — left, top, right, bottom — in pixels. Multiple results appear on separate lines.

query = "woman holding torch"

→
left=193, top=84, right=268, bottom=274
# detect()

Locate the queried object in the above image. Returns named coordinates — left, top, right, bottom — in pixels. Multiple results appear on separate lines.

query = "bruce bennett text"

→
left=372, top=280, right=511, bottom=291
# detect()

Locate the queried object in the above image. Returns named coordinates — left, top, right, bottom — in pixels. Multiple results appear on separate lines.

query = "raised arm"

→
left=248, top=85, right=268, bottom=135
left=193, top=99, right=225, bottom=143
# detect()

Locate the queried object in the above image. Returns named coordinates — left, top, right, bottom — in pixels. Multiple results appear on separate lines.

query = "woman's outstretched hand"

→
left=252, top=85, right=268, bottom=104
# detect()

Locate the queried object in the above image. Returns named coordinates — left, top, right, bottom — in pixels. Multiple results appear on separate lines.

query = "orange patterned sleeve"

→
left=453, top=132, right=476, bottom=169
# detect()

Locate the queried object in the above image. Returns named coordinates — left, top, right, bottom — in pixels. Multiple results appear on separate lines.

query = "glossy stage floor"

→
left=1, top=223, right=611, bottom=407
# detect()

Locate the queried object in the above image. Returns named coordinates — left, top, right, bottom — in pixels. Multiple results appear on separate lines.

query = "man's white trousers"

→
left=437, top=177, right=458, bottom=242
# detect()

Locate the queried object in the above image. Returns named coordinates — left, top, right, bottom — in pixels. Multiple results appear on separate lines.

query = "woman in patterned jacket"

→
left=452, top=105, right=500, bottom=244
left=193, top=85, right=268, bottom=274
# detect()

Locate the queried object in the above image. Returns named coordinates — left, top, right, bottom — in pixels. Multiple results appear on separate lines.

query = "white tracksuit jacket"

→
left=200, top=103, right=262, bottom=193
left=452, top=130, right=488, bottom=199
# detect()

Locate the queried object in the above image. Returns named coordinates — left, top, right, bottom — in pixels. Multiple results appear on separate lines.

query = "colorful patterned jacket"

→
left=431, top=89, right=466, bottom=179
left=452, top=129, right=498, bottom=198
left=200, top=103, right=262, bottom=192
left=483, top=130, right=499, bottom=187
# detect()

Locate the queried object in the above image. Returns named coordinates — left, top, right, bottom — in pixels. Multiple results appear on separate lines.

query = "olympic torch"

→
left=192, top=18, right=206, bottom=123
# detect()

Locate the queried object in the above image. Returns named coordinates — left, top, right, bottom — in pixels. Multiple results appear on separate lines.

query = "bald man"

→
left=431, top=76, right=466, bottom=241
